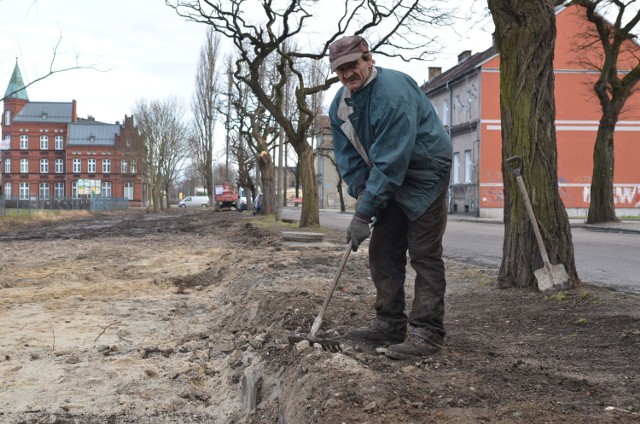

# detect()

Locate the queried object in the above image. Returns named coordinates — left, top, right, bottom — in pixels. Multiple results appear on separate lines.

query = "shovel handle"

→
left=505, top=156, right=523, bottom=177
left=505, top=156, right=551, bottom=265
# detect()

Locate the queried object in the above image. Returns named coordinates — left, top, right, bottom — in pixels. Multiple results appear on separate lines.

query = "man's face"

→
left=335, top=56, right=372, bottom=92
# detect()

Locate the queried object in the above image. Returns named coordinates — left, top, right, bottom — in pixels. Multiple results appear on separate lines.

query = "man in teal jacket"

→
left=328, top=35, right=452, bottom=359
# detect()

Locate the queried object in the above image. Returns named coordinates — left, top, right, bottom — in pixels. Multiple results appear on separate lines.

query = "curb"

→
left=454, top=217, right=640, bottom=234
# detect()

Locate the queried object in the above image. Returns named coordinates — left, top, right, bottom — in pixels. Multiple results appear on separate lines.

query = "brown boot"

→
left=385, top=327, right=443, bottom=359
left=344, top=320, right=406, bottom=346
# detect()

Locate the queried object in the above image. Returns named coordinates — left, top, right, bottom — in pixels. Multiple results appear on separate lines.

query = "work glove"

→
left=347, top=213, right=372, bottom=252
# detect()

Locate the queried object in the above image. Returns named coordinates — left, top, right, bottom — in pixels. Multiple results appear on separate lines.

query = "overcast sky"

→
left=0, top=0, right=492, bottom=140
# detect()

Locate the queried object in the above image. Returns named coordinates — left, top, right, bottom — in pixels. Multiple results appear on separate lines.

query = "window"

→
left=40, top=135, right=49, bottom=150
left=124, top=182, right=133, bottom=200
left=130, top=160, right=137, bottom=174
left=20, top=135, right=28, bottom=149
left=452, top=152, right=460, bottom=184
left=121, top=160, right=128, bottom=174
left=20, top=158, right=29, bottom=173
left=39, top=183, right=50, bottom=200
left=88, top=159, right=96, bottom=173
left=102, top=159, right=111, bottom=174
left=442, top=100, right=450, bottom=126
left=55, top=135, right=64, bottom=150
left=4, top=158, right=10, bottom=173
left=3, top=183, right=10, bottom=199
left=55, top=159, right=64, bottom=174
left=40, top=159, right=49, bottom=174
left=71, top=181, right=77, bottom=198
left=4, top=110, right=10, bottom=126
left=19, top=182, right=29, bottom=200
left=464, top=150, right=472, bottom=184
left=3, top=135, right=10, bottom=149
left=73, top=159, right=81, bottom=173
left=54, top=182, right=65, bottom=200
left=102, top=181, right=112, bottom=197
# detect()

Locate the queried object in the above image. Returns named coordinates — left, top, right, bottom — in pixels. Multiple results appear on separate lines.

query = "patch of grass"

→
left=579, top=291, right=593, bottom=301
left=251, top=214, right=300, bottom=230
left=574, top=318, right=588, bottom=325
left=0, top=209, right=91, bottom=222
left=554, top=291, right=567, bottom=302
left=478, top=278, right=495, bottom=287
left=458, top=268, right=497, bottom=288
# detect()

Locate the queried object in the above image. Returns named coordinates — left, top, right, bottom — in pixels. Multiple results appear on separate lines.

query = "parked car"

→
left=252, top=193, right=263, bottom=215
left=237, top=187, right=248, bottom=212
left=178, top=195, right=210, bottom=208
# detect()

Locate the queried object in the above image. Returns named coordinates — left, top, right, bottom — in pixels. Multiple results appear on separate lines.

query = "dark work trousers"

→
left=368, top=188, right=448, bottom=344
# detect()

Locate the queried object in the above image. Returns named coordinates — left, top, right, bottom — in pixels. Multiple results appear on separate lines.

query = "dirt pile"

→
left=0, top=209, right=638, bottom=423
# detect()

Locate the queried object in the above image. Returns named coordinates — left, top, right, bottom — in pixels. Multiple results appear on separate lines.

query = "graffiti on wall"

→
left=583, top=185, right=640, bottom=207
left=480, top=184, right=640, bottom=208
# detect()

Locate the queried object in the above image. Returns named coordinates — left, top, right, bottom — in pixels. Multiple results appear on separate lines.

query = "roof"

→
left=421, top=46, right=498, bottom=94
left=67, top=122, right=121, bottom=146
left=4, top=60, right=28, bottom=100
left=421, top=5, right=569, bottom=95
left=14, top=101, right=74, bottom=123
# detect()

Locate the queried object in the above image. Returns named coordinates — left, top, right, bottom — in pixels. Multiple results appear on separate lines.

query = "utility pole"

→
left=275, top=122, right=284, bottom=221
left=224, top=66, right=232, bottom=181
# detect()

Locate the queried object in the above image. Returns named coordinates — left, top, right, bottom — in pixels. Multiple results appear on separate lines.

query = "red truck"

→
left=214, top=182, right=239, bottom=211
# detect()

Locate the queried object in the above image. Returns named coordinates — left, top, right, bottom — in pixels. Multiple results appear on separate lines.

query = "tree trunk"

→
left=258, top=152, right=276, bottom=215
left=337, top=175, right=346, bottom=213
left=293, top=142, right=319, bottom=227
left=587, top=118, right=618, bottom=223
left=489, top=0, right=579, bottom=289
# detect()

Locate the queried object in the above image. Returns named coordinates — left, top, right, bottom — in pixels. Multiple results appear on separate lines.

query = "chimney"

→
left=458, top=50, right=472, bottom=63
left=428, top=67, right=442, bottom=80
left=72, top=99, right=77, bottom=122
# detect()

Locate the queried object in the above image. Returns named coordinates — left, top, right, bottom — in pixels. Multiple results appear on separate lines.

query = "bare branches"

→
left=191, top=28, right=223, bottom=200
left=133, top=97, right=191, bottom=210
left=165, top=0, right=456, bottom=226
left=1, top=33, right=109, bottom=102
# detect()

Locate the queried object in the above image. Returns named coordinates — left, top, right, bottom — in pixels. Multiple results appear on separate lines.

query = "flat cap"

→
left=329, top=36, right=369, bottom=72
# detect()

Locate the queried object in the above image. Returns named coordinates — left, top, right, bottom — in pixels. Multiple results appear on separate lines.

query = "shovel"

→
left=505, top=156, right=571, bottom=293
left=288, top=241, right=352, bottom=352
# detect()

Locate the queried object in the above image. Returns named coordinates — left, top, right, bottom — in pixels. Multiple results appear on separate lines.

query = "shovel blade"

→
left=534, top=263, right=571, bottom=293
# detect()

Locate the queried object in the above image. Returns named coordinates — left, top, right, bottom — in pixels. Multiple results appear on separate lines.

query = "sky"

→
left=0, top=0, right=493, bottom=147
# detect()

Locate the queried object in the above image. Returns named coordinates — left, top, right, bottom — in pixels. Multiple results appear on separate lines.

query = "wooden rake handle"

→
left=309, top=241, right=352, bottom=338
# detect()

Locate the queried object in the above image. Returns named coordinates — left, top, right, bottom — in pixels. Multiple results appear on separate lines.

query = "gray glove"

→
left=347, top=213, right=371, bottom=252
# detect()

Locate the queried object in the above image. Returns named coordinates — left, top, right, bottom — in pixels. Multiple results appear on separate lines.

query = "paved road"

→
left=282, top=207, right=640, bottom=295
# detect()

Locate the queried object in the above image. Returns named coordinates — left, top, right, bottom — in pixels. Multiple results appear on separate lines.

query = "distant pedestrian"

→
left=328, top=35, right=452, bottom=359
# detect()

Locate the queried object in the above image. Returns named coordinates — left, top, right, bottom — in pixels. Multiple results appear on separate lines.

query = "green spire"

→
left=4, top=59, right=28, bottom=100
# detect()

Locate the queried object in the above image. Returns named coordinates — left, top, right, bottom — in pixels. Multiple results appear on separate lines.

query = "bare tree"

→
left=133, top=97, right=190, bottom=211
left=488, top=0, right=579, bottom=289
left=566, top=0, right=640, bottom=223
left=222, top=55, right=280, bottom=216
left=315, top=142, right=347, bottom=211
left=222, top=57, right=258, bottom=207
left=191, top=28, right=222, bottom=206
left=165, top=0, right=455, bottom=227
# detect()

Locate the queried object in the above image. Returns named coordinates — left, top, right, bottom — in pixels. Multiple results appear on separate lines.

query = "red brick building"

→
left=422, top=4, right=640, bottom=218
left=1, top=61, right=145, bottom=207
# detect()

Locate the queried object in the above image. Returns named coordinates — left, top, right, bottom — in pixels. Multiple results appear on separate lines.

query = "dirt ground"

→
left=0, top=209, right=638, bottom=424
